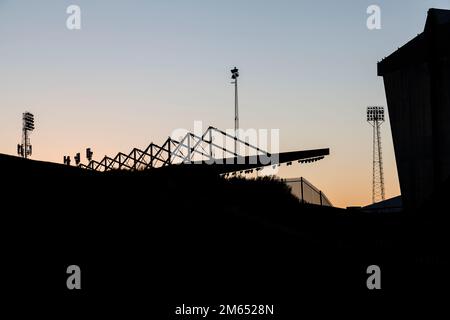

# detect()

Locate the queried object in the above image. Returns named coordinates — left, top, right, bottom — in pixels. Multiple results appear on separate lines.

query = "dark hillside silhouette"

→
left=1, top=153, right=448, bottom=315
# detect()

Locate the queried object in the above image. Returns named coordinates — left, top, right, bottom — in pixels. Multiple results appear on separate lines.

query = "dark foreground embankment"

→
left=0, top=153, right=448, bottom=316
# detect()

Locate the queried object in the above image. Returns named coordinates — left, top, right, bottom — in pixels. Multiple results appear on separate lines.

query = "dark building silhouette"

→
left=378, top=8, right=450, bottom=209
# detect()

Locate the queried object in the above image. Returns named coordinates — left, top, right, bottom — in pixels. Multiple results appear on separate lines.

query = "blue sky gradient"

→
left=1, top=0, right=450, bottom=206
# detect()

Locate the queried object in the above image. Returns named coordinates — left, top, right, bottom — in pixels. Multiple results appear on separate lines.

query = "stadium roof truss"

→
left=79, top=126, right=330, bottom=174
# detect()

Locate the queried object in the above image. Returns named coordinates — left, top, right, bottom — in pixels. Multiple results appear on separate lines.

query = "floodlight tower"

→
left=231, top=67, right=239, bottom=154
left=17, top=112, right=35, bottom=159
left=367, top=106, right=385, bottom=203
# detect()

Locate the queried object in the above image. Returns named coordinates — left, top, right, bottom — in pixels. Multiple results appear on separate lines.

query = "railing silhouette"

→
left=284, top=177, right=332, bottom=206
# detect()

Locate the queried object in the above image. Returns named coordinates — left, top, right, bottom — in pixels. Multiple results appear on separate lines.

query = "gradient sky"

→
left=1, top=0, right=449, bottom=207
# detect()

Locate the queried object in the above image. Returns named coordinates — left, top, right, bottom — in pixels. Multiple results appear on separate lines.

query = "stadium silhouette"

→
left=2, top=8, right=450, bottom=316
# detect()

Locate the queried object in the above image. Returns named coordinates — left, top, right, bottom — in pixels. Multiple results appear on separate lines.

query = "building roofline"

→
left=378, top=8, right=450, bottom=76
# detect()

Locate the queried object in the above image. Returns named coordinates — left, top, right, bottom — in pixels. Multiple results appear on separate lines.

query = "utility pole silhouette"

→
left=367, top=106, right=385, bottom=203
left=231, top=67, right=239, bottom=154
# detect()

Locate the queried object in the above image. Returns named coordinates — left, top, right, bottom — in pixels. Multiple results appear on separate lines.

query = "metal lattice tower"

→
left=17, top=112, right=35, bottom=159
left=367, top=106, right=385, bottom=203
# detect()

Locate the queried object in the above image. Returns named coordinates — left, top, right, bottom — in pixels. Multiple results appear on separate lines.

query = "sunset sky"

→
left=1, top=0, right=449, bottom=207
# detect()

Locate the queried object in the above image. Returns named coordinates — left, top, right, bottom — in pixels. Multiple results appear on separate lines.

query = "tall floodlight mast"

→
left=17, top=112, right=35, bottom=159
left=367, top=106, right=386, bottom=203
left=231, top=67, right=239, bottom=154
